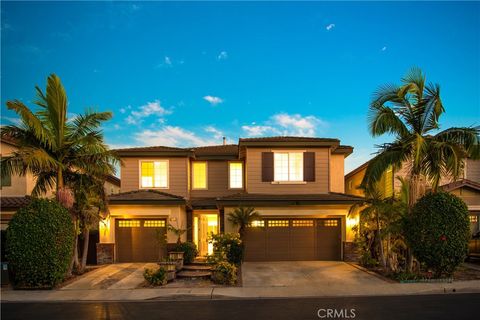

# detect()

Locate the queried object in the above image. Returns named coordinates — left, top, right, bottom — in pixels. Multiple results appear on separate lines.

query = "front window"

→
left=192, top=162, right=207, bottom=189
left=140, top=160, right=168, bottom=188
left=274, top=152, right=303, bottom=182
left=229, top=162, right=243, bottom=189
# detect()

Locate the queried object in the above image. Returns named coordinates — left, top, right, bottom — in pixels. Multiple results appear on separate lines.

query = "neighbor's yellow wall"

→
left=99, top=205, right=187, bottom=244
left=329, top=153, right=345, bottom=193
left=345, top=167, right=366, bottom=197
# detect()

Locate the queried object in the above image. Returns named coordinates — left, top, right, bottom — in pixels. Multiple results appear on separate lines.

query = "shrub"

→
left=143, top=267, right=167, bottom=286
left=211, top=261, right=237, bottom=285
left=6, top=199, right=75, bottom=289
left=210, top=233, right=243, bottom=265
left=404, top=192, right=470, bottom=277
left=174, top=242, right=198, bottom=264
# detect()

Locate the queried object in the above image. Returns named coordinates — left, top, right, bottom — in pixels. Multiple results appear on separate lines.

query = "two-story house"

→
left=98, top=136, right=363, bottom=264
left=345, top=158, right=480, bottom=235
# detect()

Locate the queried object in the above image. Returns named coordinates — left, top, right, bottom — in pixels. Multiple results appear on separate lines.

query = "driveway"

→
left=241, top=261, right=387, bottom=287
left=61, top=263, right=157, bottom=290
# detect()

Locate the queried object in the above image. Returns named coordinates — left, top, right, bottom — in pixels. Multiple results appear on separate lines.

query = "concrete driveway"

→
left=242, top=261, right=387, bottom=288
left=61, top=263, right=157, bottom=290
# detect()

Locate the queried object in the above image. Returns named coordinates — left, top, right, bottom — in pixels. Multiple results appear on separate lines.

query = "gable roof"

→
left=439, top=179, right=480, bottom=192
left=108, top=190, right=185, bottom=204
left=1, top=196, right=31, bottom=210
left=191, top=144, right=239, bottom=159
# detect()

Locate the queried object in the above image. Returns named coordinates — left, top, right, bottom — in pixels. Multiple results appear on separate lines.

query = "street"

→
left=2, top=293, right=479, bottom=320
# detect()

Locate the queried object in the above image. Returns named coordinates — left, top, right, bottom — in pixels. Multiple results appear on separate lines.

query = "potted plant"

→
left=158, top=258, right=177, bottom=280
left=167, top=222, right=188, bottom=270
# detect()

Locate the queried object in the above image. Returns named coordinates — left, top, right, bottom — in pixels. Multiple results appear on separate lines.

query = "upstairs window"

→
left=140, top=160, right=168, bottom=188
left=229, top=162, right=243, bottom=189
left=192, top=162, right=207, bottom=189
left=274, top=152, right=303, bottom=182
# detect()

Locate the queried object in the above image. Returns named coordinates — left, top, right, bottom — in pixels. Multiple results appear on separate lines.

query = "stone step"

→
left=182, top=265, right=212, bottom=271
left=176, top=270, right=211, bottom=279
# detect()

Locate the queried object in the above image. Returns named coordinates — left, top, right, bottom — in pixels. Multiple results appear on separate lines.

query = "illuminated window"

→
left=292, top=220, right=314, bottom=227
left=470, top=215, right=478, bottom=223
left=323, top=220, right=338, bottom=227
left=144, top=220, right=166, bottom=227
left=118, top=220, right=140, bottom=228
left=274, top=152, right=303, bottom=182
left=229, top=162, right=243, bottom=189
left=250, top=220, right=265, bottom=227
left=140, top=160, right=168, bottom=188
left=192, top=162, right=207, bottom=189
left=268, top=220, right=289, bottom=227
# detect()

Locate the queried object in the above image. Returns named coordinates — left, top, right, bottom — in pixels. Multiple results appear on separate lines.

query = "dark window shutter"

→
left=262, top=152, right=274, bottom=182
left=304, top=152, right=315, bottom=182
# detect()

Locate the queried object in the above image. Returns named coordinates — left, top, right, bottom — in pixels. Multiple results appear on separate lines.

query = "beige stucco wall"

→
left=245, top=147, right=330, bottom=194
left=99, top=204, right=187, bottom=244
left=223, top=205, right=357, bottom=242
left=450, top=187, right=480, bottom=208
left=330, top=153, right=345, bottom=193
left=104, top=180, right=120, bottom=195
left=345, top=167, right=366, bottom=197
left=120, top=157, right=189, bottom=197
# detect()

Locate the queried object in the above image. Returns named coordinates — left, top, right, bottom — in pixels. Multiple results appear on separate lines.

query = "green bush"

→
left=210, top=233, right=243, bottom=265
left=211, top=261, right=237, bottom=285
left=143, top=267, right=167, bottom=286
left=6, top=199, right=75, bottom=288
left=174, top=242, right=198, bottom=264
left=404, top=192, right=470, bottom=277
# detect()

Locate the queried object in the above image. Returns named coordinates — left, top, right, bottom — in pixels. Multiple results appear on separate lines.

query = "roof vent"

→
left=223, top=137, right=226, bottom=145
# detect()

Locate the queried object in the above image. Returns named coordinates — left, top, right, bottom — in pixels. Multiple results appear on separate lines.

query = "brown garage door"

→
left=244, top=218, right=341, bottom=262
left=115, top=219, right=167, bottom=262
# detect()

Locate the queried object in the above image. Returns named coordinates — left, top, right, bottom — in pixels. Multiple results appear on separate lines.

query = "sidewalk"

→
left=2, top=280, right=480, bottom=302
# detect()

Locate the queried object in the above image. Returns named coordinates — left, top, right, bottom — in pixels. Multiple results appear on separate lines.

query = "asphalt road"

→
left=2, top=293, right=479, bottom=320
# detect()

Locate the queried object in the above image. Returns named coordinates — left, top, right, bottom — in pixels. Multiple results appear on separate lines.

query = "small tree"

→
left=167, top=222, right=187, bottom=244
left=404, top=192, right=470, bottom=277
left=227, top=207, right=260, bottom=240
left=6, top=199, right=75, bottom=289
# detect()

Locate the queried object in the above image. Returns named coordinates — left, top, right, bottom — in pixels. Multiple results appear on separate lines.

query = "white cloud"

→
left=203, top=95, right=224, bottom=106
left=164, top=56, right=172, bottom=65
left=217, top=51, right=228, bottom=60
left=242, top=125, right=279, bottom=137
left=135, top=126, right=218, bottom=147
left=242, top=113, right=328, bottom=137
left=205, top=126, right=224, bottom=140
left=125, top=100, right=172, bottom=125
left=326, top=23, right=335, bottom=31
left=381, top=46, right=387, bottom=51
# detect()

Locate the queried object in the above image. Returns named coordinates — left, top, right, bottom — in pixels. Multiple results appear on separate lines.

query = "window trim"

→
left=228, top=161, right=244, bottom=190
left=138, top=159, right=170, bottom=189
left=192, top=161, right=208, bottom=190
left=272, top=150, right=305, bottom=183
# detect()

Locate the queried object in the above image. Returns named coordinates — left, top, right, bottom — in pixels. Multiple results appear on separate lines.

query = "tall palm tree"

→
left=227, top=207, right=261, bottom=240
left=0, top=74, right=118, bottom=197
left=363, top=67, right=479, bottom=209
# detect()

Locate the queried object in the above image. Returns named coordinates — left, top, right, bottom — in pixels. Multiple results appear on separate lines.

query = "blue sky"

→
left=1, top=1, right=479, bottom=173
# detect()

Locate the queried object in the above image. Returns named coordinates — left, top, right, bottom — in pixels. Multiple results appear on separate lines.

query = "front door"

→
left=194, top=213, right=219, bottom=256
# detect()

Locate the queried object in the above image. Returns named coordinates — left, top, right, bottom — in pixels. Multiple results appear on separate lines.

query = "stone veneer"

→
left=343, top=241, right=359, bottom=262
left=96, top=243, right=115, bottom=264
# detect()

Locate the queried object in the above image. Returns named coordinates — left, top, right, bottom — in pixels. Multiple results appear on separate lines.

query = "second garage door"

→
left=115, top=219, right=167, bottom=262
left=243, top=218, right=341, bottom=261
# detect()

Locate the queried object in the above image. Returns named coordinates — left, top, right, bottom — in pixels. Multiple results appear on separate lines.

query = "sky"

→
left=1, top=1, right=479, bottom=173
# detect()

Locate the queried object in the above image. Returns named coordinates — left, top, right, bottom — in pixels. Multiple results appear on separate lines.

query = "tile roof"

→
left=217, top=192, right=363, bottom=203
left=1, top=196, right=32, bottom=210
left=439, top=179, right=480, bottom=192
left=108, top=190, right=185, bottom=203
left=105, top=175, right=121, bottom=186
left=191, top=144, right=238, bottom=157
left=188, top=197, right=218, bottom=209
left=112, top=145, right=187, bottom=152
left=239, top=136, right=340, bottom=143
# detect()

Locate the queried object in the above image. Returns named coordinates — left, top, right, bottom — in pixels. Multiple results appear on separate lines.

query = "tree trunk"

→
left=376, top=214, right=386, bottom=269
left=72, top=219, right=80, bottom=272
left=79, top=228, right=90, bottom=273
left=57, top=168, right=64, bottom=192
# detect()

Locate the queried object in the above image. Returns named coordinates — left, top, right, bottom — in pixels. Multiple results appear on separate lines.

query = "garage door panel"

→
left=244, top=218, right=342, bottom=262
left=115, top=219, right=167, bottom=262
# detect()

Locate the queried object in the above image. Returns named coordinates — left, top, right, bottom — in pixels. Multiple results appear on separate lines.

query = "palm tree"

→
left=1, top=74, right=118, bottom=274
left=1, top=74, right=118, bottom=197
left=349, top=187, right=393, bottom=269
left=363, top=67, right=479, bottom=209
left=227, top=207, right=261, bottom=240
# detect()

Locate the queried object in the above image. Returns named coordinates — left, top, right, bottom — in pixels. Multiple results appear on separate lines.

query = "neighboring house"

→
left=98, top=136, right=363, bottom=264
left=0, top=137, right=121, bottom=230
left=345, top=158, right=480, bottom=235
